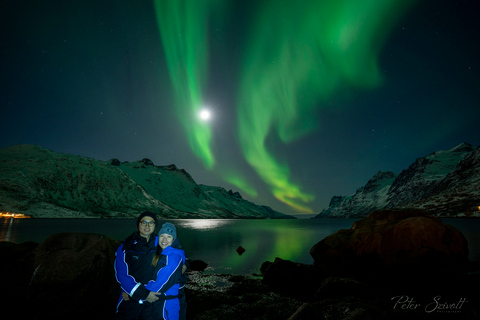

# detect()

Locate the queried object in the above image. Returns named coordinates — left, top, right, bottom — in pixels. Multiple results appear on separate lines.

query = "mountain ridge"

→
left=0, top=144, right=294, bottom=219
left=315, top=142, right=480, bottom=218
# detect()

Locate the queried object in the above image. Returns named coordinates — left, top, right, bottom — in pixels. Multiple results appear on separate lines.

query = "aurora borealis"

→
left=1, top=0, right=479, bottom=215
left=153, top=0, right=225, bottom=170
left=235, top=0, right=414, bottom=212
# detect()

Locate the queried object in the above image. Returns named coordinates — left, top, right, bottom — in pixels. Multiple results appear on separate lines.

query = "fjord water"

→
left=1, top=218, right=478, bottom=274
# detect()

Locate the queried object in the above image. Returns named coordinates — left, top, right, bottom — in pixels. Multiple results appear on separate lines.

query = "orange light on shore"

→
left=0, top=212, right=31, bottom=218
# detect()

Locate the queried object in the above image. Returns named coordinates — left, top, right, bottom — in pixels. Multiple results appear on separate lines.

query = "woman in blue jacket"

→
left=146, top=222, right=187, bottom=320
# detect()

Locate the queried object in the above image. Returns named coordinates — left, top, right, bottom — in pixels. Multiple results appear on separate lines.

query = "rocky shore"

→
left=1, top=209, right=479, bottom=319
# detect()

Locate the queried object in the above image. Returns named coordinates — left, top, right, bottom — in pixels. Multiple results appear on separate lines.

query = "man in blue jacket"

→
left=114, top=211, right=161, bottom=319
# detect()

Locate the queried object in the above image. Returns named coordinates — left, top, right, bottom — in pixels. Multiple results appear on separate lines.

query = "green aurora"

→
left=153, top=0, right=227, bottom=169
left=154, top=0, right=415, bottom=213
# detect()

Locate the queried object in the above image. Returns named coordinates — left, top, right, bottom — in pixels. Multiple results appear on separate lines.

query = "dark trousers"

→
left=179, top=294, right=186, bottom=320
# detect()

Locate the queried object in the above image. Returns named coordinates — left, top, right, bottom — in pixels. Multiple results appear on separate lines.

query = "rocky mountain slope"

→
left=315, top=143, right=480, bottom=218
left=0, top=144, right=293, bottom=219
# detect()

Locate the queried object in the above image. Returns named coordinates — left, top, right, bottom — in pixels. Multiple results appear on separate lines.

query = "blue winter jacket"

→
left=145, top=244, right=186, bottom=298
left=114, top=232, right=158, bottom=303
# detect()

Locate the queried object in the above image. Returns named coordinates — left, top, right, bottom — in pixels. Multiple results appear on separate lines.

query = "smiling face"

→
left=159, top=233, right=174, bottom=249
left=138, top=217, right=156, bottom=241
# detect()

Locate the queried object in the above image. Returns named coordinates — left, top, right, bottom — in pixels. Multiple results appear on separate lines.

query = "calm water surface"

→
left=1, top=218, right=478, bottom=274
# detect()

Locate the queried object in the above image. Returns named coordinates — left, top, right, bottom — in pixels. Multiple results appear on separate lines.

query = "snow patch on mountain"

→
left=315, top=143, right=480, bottom=218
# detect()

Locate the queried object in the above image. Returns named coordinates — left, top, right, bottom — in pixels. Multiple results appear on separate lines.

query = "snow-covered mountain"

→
left=315, top=143, right=480, bottom=218
left=0, top=145, right=293, bottom=219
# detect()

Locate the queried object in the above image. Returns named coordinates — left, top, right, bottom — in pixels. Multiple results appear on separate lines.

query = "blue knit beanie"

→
left=159, top=222, right=177, bottom=240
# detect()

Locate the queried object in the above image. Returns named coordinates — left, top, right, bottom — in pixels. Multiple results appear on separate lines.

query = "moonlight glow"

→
left=199, top=109, right=211, bottom=121
left=153, top=0, right=219, bottom=169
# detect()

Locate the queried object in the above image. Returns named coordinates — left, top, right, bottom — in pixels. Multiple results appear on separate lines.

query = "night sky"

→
left=1, top=0, right=479, bottom=216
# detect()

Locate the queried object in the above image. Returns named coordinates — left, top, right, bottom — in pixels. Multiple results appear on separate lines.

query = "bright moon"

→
left=199, top=109, right=211, bottom=121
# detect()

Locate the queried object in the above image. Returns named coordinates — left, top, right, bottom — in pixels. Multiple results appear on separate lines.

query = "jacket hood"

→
left=162, top=245, right=186, bottom=264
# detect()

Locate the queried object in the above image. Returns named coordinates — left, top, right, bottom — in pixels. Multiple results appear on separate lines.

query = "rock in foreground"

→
left=29, top=233, right=121, bottom=320
left=310, top=209, right=469, bottom=279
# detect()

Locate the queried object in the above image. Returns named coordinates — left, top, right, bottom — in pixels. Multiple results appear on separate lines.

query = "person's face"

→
left=159, top=233, right=174, bottom=249
left=138, top=217, right=156, bottom=239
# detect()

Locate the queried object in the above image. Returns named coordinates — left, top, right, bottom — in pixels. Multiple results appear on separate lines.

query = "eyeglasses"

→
left=140, top=220, right=155, bottom=226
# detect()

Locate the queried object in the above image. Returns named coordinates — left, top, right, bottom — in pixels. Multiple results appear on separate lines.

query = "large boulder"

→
left=27, top=232, right=121, bottom=320
left=0, top=241, right=38, bottom=311
left=310, top=209, right=469, bottom=280
left=261, top=257, right=325, bottom=300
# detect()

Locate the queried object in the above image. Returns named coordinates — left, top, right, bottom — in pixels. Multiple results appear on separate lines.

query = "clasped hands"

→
left=122, top=291, right=160, bottom=303
left=122, top=264, right=187, bottom=303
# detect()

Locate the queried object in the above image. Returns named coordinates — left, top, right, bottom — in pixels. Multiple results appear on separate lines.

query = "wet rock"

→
left=261, top=257, right=326, bottom=300
left=310, top=209, right=469, bottom=280
left=27, top=232, right=121, bottom=320
left=236, top=245, right=245, bottom=255
left=0, top=241, right=38, bottom=311
left=260, top=260, right=273, bottom=274
left=189, top=259, right=208, bottom=272
left=287, top=302, right=324, bottom=320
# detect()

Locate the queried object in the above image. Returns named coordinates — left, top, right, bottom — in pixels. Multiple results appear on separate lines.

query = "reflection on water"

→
left=0, top=218, right=14, bottom=242
left=0, top=218, right=478, bottom=275
left=177, top=219, right=233, bottom=231
left=174, top=219, right=358, bottom=274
